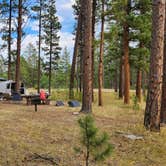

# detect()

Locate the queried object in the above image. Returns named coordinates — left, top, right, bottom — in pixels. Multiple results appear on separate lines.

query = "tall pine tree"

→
left=42, top=0, right=61, bottom=94
left=144, top=0, right=165, bottom=131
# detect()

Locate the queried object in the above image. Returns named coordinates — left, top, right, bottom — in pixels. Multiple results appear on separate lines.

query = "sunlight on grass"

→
left=0, top=90, right=166, bottom=165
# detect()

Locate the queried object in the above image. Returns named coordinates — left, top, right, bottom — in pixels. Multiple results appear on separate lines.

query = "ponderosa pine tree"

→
left=69, top=2, right=82, bottom=99
left=42, top=0, right=61, bottom=95
left=15, top=0, right=22, bottom=91
left=77, top=115, right=113, bottom=166
left=161, top=3, right=166, bottom=124
left=123, top=0, right=131, bottom=104
left=80, top=0, right=92, bottom=113
left=8, top=0, right=12, bottom=80
left=31, top=0, right=44, bottom=93
left=98, top=0, right=105, bottom=106
left=130, top=0, right=151, bottom=102
left=15, top=0, right=30, bottom=91
left=109, top=0, right=131, bottom=103
left=0, top=0, right=16, bottom=80
left=92, top=0, right=97, bottom=102
left=144, top=0, right=165, bottom=131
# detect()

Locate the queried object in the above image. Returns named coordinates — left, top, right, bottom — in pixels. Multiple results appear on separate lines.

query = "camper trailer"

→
left=0, top=80, right=26, bottom=98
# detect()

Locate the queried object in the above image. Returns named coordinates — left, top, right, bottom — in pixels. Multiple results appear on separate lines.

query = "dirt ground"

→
left=0, top=93, right=166, bottom=166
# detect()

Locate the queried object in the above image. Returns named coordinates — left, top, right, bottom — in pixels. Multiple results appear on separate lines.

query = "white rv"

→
left=0, top=80, right=26, bottom=98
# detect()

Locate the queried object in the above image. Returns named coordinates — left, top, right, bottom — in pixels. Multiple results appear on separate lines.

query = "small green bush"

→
left=75, top=115, right=113, bottom=166
left=132, top=95, right=140, bottom=110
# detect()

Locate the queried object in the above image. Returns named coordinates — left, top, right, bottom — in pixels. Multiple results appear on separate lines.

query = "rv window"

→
left=11, top=83, right=16, bottom=91
left=7, top=83, right=10, bottom=89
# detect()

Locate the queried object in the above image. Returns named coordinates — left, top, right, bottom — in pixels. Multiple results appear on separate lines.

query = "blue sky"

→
left=0, top=0, right=76, bottom=58
left=22, top=0, right=75, bottom=56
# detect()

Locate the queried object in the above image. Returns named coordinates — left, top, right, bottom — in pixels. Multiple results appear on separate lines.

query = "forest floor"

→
left=0, top=91, right=166, bottom=166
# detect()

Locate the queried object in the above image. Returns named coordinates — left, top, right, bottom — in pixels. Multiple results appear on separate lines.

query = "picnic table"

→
left=21, top=94, right=50, bottom=105
left=21, top=94, right=40, bottom=105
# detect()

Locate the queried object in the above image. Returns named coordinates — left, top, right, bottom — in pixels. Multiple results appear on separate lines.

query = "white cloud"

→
left=20, top=31, right=74, bottom=58
left=0, top=0, right=76, bottom=61
left=21, top=34, right=38, bottom=52
left=56, top=14, right=64, bottom=23
left=59, top=31, right=74, bottom=52
left=58, top=0, right=74, bottom=10
left=29, top=21, right=39, bottom=31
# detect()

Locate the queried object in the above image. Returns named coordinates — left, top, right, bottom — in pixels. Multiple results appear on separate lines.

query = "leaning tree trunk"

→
left=69, top=13, right=82, bottom=99
left=15, top=0, right=22, bottom=92
left=160, top=3, right=166, bottom=124
left=144, top=0, right=165, bottom=131
left=136, top=70, right=142, bottom=102
left=80, top=0, right=92, bottom=113
left=98, top=0, right=105, bottom=106
left=8, top=0, right=12, bottom=80
left=123, top=0, right=130, bottom=104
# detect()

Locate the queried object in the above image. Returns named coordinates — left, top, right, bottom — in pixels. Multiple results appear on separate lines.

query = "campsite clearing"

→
left=0, top=92, right=166, bottom=166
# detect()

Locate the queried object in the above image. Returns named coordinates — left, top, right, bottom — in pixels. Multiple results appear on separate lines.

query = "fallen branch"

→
left=25, top=153, right=59, bottom=165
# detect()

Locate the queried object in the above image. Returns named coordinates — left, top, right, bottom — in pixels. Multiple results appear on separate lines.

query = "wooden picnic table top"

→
left=21, top=94, right=40, bottom=98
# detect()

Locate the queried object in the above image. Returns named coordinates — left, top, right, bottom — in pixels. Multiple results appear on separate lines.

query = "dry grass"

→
left=0, top=91, right=165, bottom=166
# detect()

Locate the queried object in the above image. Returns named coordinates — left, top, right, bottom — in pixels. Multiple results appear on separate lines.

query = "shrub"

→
left=75, top=115, right=113, bottom=166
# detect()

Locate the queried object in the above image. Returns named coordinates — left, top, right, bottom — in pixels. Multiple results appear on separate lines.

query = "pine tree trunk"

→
left=8, top=0, right=12, bottom=80
left=79, top=52, right=83, bottom=92
left=119, top=57, right=124, bottom=98
left=161, top=3, right=166, bottom=124
left=37, top=0, right=42, bottom=93
left=144, top=0, right=165, bottom=131
left=80, top=0, right=92, bottom=113
left=98, top=0, right=105, bottom=106
left=136, top=70, right=142, bottom=102
left=114, top=68, right=118, bottom=92
left=69, top=13, right=81, bottom=99
left=142, top=71, right=147, bottom=97
left=15, top=0, right=22, bottom=92
left=48, top=23, right=53, bottom=95
left=123, top=0, right=130, bottom=104
left=92, top=0, right=96, bottom=102
left=79, top=12, right=84, bottom=93
left=123, top=21, right=130, bottom=104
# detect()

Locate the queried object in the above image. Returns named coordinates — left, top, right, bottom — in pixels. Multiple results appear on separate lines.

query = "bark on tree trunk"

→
left=142, top=71, right=147, bottom=97
left=98, top=0, right=105, bottom=106
left=123, top=23, right=130, bottom=104
left=92, top=0, right=96, bottom=102
left=144, top=0, right=165, bottom=131
left=15, top=0, right=22, bottom=92
left=8, top=0, right=12, bottom=80
left=136, top=70, right=142, bottom=102
left=37, top=0, right=42, bottom=93
left=119, top=57, right=124, bottom=98
left=48, top=23, right=53, bottom=95
left=114, top=68, right=118, bottom=92
left=123, top=0, right=130, bottom=104
left=161, top=3, right=166, bottom=124
left=79, top=52, right=83, bottom=92
left=69, top=13, right=82, bottom=99
left=80, top=0, right=92, bottom=113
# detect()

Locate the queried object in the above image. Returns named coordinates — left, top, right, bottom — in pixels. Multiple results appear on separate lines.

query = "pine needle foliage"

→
left=77, top=115, right=113, bottom=166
